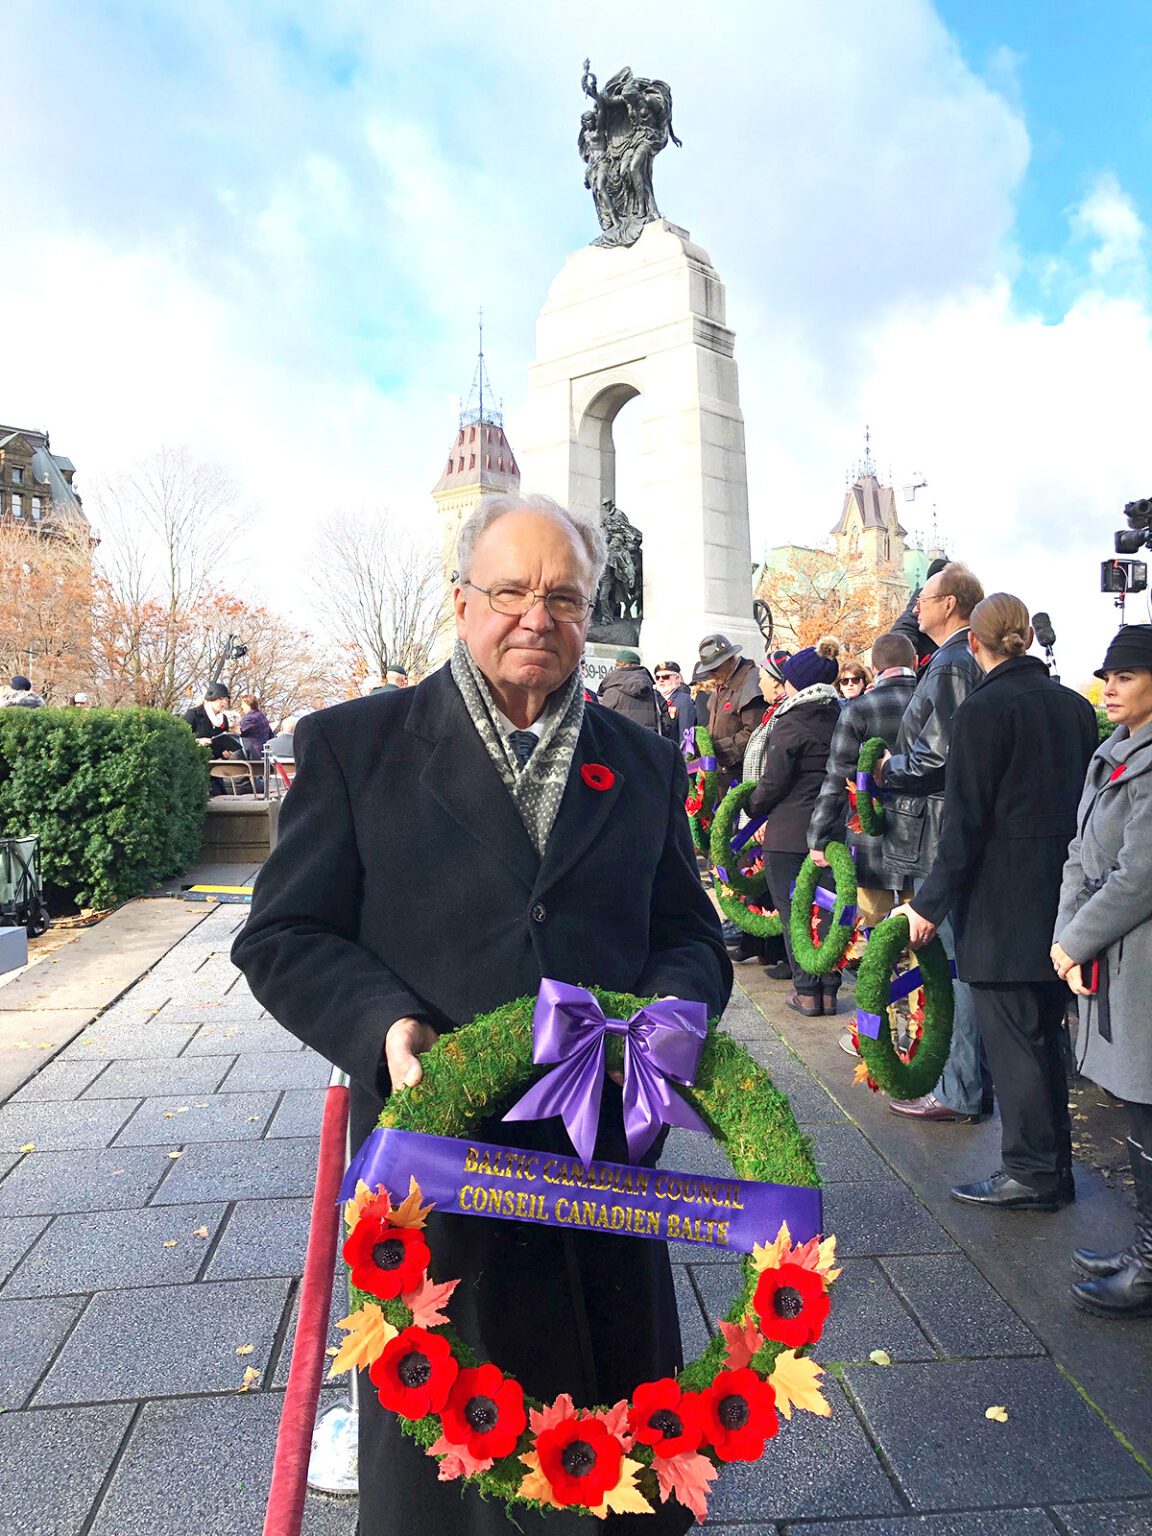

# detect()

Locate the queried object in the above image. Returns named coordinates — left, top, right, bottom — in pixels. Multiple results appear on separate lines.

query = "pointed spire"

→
left=460, top=309, right=502, bottom=429
left=861, top=424, right=876, bottom=479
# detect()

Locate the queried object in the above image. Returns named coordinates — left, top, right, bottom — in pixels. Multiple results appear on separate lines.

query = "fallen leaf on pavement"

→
left=18, top=1144, right=36, bottom=1154
left=235, top=1344, right=255, bottom=1357
left=325, top=1346, right=340, bottom=1357
left=238, top=1366, right=261, bottom=1393
left=985, top=1405, right=1009, bottom=1422
left=163, top=1112, right=176, bottom=1120
left=162, top=1240, right=178, bottom=1249
left=167, top=1150, right=183, bottom=1160
left=192, top=1227, right=209, bottom=1239
left=869, top=1349, right=892, bottom=1366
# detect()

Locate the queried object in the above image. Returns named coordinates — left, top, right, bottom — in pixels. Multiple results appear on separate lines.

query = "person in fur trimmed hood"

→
left=746, top=636, right=843, bottom=1016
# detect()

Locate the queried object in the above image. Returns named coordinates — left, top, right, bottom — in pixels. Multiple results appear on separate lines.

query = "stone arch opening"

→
left=574, top=380, right=641, bottom=512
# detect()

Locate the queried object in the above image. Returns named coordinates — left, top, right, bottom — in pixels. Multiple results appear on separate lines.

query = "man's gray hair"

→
left=455, top=492, right=608, bottom=588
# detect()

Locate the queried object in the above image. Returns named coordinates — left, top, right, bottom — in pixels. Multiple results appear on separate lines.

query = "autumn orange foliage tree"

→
left=756, top=548, right=904, bottom=657
left=0, top=519, right=95, bottom=701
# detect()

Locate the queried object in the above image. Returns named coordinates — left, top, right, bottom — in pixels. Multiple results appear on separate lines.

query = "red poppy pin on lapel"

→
left=581, top=763, right=615, bottom=792
left=1110, top=764, right=1127, bottom=782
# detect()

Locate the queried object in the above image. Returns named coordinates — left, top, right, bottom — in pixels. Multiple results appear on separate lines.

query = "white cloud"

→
left=0, top=0, right=1148, bottom=683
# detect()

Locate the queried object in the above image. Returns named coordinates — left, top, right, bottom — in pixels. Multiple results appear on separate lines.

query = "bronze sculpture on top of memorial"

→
left=590, top=498, right=644, bottom=644
left=579, top=59, right=681, bottom=249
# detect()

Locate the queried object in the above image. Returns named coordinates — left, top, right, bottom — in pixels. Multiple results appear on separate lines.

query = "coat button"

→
left=530, top=903, right=547, bottom=924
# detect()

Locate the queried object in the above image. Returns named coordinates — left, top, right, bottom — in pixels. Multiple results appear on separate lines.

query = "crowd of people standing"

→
left=684, top=570, right=1151, bottom=1320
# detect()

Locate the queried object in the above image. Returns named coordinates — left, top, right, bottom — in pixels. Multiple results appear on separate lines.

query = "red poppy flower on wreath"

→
left=581, top=762, right=615, bottom=792
left=685, top=786, right=704, bottom=815
left=370, top=1326, right=458, bottom=1419
left=754, top=1260, right=831, bottom=1348
left=343, top=1212, right=430, bottom=1301
left=628, top=1378, right=703, bottom=1458
left=440, top=1363, right=527, bottom=1461
left=535, top=1414, right=624, bottom=1506
left=699, top=1367, right=778, bottom=1462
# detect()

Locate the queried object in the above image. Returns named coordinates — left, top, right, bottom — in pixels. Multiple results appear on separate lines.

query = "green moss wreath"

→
left=852, top=915, right=954, bottom=1099
left=788, top=844, right=858, bottom=976
left=855, top=738, right=888, bottom=837
left=714, top=880, right=784, bottom=939
left=710, top=781, right=768, bottom=899
left=685, top=726, right=720, bottom=856
left=334, top=989, right=838, bottom=1522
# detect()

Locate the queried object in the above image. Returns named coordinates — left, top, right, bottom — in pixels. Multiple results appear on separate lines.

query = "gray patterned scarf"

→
left=450, top=639, right=585, bottom=856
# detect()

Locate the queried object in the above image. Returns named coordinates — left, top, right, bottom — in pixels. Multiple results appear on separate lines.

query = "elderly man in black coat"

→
left=232, top=491, right=731, bottom=1535
left=898, top=595, right=1097, bottom=1211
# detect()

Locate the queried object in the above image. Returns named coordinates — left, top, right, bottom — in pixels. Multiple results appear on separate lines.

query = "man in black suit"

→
left=232, top=492, right=731, bottom=1535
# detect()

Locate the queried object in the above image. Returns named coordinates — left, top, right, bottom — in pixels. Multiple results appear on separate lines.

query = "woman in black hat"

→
left=1053, top=624, right=1152, bottom=1317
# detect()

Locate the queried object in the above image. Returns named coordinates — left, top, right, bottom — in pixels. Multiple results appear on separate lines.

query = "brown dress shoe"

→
left=887, top=1093, right=978, bottom=1123
left=786, top=991, right=823, bottom=1017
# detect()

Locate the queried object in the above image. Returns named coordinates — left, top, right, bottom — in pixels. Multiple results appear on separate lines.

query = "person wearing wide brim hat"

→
left=695, top=633, right=764, bottom=796
left=1054, top=623, right=1152, bottom=1316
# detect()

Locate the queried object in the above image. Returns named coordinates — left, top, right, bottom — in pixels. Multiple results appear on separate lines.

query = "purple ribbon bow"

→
left=503, top=979, right=711, bottom=1167
left=790, top=881, right=858, bottom=929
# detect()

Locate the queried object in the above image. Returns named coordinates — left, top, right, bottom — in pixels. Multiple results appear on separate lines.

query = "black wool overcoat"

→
left=912, top=656, right=1098, bottom=982
left=232, top=664, right=731, bottom=1536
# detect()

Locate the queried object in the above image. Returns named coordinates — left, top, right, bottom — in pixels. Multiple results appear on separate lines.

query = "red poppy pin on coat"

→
left=1110, top=764, right=1127, bottom=783
left=581, top=763, right=615, bottom=792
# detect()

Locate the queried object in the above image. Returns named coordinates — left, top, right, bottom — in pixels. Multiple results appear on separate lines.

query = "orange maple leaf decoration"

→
left=344, top=1179, right=390, bottom=1233
left=853, top=1058, right=879, bottom=1092
left=427, top=1434, right=495, bottom=1481
left=718, top=1315, right=765, bottom=1369
left=654, top=1450, right=718, bottom=1522
left=402, top=1274, right=459, bottom=1329
left=769, top=1349, right=832, bottom=1419
left=753, top=1222, right=841, bottom=1286
left=390, top=1176, right=435, bottom=1229
left=327, top=1304, right=396, bottom=1377
left=528, top=1393, right=577, bottom=1437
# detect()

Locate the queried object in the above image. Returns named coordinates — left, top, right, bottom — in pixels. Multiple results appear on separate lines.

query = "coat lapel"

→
left=406, top=669, right=539, bottom=891
left=534, top=706, right=625, bottom=896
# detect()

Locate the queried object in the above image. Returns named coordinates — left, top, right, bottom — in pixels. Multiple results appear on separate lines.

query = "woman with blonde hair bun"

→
left=895, top=594, right=1098, bottom=1212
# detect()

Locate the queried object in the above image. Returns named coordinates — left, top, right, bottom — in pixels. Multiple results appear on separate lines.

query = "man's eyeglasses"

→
left=462, top=582, right=594, bottom=623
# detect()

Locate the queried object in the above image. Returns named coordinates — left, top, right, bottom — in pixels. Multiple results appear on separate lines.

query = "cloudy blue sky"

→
left=4, top=0, right=1150, bottom=679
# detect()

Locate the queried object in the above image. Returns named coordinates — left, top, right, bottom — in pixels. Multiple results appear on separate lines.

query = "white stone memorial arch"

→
left=517, top=220, right=759, bottom=666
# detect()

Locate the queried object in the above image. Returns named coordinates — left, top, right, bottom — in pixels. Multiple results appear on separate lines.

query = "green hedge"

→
left=1096, top=706, right=1117, bottom=743
left=0, top=708, right=209, bottom=910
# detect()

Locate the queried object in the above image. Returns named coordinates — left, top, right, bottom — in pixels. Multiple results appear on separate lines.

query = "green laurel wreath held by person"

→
left=334, top=989, right=834, bottom=1522
left=714, top=880, right=783, bottom=938
left=710, top=781, right=769, bottom=899
left=855, top=737, right=888, bottom=837
left=685, top=726, right=719, bottom=855
left=853, top=914, right=955, bottom=1099
left=788, top=844, right=858, bottom=976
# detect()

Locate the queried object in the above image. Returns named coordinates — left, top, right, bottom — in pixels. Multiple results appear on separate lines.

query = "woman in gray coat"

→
left=1052, top=624, right=1152, bottom=1318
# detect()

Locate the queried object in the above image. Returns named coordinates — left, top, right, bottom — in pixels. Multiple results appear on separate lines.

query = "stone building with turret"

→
left=0, top=424, right=90, bottom=536
left=755, top=435, right=945, bottom=655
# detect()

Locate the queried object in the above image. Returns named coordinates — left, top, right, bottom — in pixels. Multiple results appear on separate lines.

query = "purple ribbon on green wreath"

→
left=502, top=979, right=711, bottom=1167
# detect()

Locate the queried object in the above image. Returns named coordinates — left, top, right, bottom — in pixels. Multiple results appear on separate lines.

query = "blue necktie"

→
left=508, top=730, right=537, bottom=768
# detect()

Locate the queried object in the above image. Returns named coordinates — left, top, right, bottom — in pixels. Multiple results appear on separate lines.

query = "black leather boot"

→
left=1071, top=1143, right=1152, bottom=1317
left=1073, top=1138, right=1142, bottom=1278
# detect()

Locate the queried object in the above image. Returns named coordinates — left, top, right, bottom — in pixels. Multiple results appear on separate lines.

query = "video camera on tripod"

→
left=1101, top=499, right=1151, bottom=611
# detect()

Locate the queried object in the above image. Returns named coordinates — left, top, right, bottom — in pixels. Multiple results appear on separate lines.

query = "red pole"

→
left=263, top=1077, right=350, bottom=1536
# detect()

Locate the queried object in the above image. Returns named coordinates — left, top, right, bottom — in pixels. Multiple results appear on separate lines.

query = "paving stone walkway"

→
left=1, top=905, right=1151, bottom=1534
